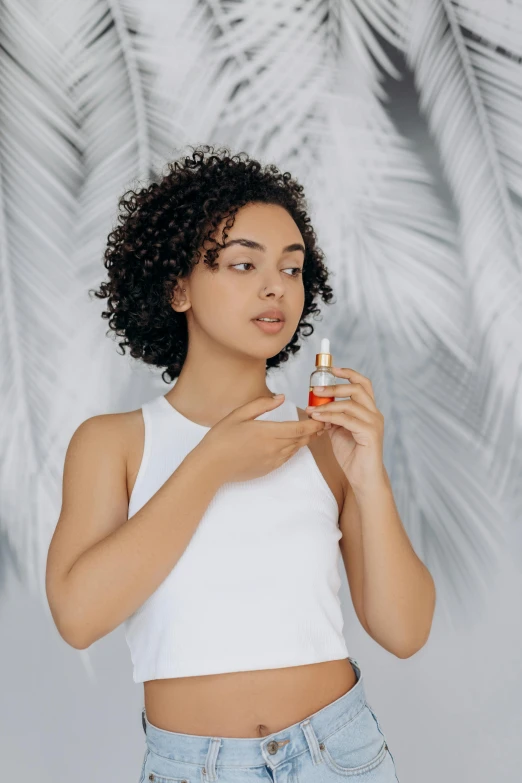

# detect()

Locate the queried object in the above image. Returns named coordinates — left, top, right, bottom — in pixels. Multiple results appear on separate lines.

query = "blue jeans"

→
left=139, top=657, right=399, bottom=782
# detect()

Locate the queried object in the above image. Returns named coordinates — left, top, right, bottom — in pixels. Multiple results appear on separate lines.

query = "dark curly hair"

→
left=90, top=144, right=336, bottom=384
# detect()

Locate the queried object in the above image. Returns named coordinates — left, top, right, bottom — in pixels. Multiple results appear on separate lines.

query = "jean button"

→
left=267, top=740, right=279, bottom=754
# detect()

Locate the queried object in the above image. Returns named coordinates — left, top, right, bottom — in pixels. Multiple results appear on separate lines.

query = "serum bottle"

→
left=308, top=337, right=335, bottom=407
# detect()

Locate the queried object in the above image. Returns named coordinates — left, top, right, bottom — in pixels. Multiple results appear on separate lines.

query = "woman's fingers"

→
left=312, top=366, right=376, bottom=403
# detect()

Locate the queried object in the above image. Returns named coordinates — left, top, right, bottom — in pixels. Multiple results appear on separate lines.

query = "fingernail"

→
left=273, top=393, right=284, bottom=398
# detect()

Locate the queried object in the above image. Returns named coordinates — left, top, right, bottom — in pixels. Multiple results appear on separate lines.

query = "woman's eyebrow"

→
left=222, top=238, right=305, bottom=254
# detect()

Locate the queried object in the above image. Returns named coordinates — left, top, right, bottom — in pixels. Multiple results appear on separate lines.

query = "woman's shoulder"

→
left=116, top=407, right=148, bottom=504
left=70, top=406, right=145, bottom=504
left=73, top=406, right=143, bottom=447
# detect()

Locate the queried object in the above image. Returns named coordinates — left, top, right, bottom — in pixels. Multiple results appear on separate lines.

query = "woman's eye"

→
left=231, top=262, right=303, bottom=277
left=231, top=262, right=254, bottom=272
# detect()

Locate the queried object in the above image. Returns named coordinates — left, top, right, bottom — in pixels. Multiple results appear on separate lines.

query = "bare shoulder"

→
left=67, top=407, right=144, bottom=502
left=46, top=407, right=144, bottom=611
left=69, top=407, right=140, bottom=455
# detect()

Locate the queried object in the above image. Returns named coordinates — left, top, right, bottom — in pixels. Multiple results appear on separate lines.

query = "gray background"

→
left=1, top=2, right=521, bottom=781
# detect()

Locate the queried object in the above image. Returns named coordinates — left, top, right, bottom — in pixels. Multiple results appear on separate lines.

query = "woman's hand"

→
left=198, top=394, right=326, bottom=484
left=306, top=367, right=385, bottom=491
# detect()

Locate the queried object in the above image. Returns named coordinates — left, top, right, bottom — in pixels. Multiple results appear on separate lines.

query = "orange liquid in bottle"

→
left=308, top=388, right=335, bottom=407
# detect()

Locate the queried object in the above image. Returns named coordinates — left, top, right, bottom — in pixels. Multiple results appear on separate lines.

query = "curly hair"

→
left=90, top=144, right=336, bottom=384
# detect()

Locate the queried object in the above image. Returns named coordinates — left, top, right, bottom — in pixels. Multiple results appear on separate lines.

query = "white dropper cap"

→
left=320, top=337, right=330, bottom=354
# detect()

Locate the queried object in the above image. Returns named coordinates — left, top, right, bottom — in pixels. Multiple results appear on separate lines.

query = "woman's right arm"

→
left=45, top=413, right=224, bottom=650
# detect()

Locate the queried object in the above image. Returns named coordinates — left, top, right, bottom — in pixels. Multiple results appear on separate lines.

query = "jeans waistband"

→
left=141, top=657, right=366, bottom=777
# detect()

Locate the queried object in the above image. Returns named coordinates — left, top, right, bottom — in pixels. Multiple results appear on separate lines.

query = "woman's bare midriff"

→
left=126, top=403, right=352, bottom=738
left=143, top=658, right=357, bottom=737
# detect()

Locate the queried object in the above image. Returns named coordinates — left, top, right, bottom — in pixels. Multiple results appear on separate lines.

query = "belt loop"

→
left=300, top=719, right=324, bottom=766
left=203, top=737, right=222, bottom=781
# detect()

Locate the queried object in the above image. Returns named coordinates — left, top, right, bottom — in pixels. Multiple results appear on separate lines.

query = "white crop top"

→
left=124, top=392, right=349, bottom=682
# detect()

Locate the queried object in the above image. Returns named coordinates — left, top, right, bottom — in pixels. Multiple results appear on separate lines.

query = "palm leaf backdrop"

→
left=1, top=0, right=520, bottom=683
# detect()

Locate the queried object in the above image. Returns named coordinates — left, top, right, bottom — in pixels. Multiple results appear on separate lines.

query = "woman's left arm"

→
left=307, top=368, right=436, bottom=659
left=351, top=466, right=435, bottom=658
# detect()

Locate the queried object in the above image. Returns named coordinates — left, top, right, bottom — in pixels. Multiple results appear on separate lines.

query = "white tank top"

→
left=124, top=392, right=349, bottom=682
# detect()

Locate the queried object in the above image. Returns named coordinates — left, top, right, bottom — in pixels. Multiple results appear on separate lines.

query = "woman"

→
left=46, top=144, right=435, bottom=782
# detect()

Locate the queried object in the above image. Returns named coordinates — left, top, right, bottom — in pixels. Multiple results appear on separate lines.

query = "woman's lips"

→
left=251, top=318, right=286, bottom=334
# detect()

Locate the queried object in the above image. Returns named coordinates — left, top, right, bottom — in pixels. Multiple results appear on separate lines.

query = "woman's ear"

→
left=170, top=279, right=190, bottom=313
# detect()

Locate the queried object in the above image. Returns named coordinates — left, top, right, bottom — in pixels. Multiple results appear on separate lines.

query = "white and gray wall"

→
left=1, top=2, right=521, bottom=781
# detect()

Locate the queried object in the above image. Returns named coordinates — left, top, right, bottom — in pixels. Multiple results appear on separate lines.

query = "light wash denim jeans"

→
left=139, top=657, right=399, bottom=782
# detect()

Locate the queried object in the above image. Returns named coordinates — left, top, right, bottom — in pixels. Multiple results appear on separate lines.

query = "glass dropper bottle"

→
left=308, top=337, right=335, bottom=407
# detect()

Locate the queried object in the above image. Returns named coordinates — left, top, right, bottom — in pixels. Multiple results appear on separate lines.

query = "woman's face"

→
left=175, top=202, right=306, bottom=361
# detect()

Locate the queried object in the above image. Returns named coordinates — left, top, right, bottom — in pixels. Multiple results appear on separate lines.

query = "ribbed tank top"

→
left=124, top=392, right=349, bottom=682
